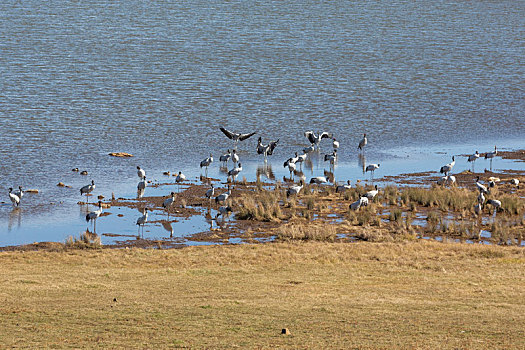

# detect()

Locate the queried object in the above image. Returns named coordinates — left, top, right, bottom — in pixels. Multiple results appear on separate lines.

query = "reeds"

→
left=235, top=190, right=284, bottom=221
left=277, top=224, right=336, bottom=242
left=65, top=231, right=102, bottom=249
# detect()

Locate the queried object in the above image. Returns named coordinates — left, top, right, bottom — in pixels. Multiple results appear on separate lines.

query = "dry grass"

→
left=0, top=242, right=523, bottom=349
left=277, top=223, right=336, bottom=242
left=65, top=231, right=102, bottom=249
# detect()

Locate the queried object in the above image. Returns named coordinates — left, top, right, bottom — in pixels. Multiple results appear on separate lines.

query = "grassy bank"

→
left=1, top=242, right=524, bottom=349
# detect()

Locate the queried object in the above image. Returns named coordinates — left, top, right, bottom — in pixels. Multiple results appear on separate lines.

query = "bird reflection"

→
left=358, top=153, right=366, bottom=174
left=293, top=169, right=306, bottom=183
left=162, top=221, right=173, bottom=238
left=324, top=169, right=335, bottom=183
left=219, top=165, right=229, bottom=175
left=8, top=207, right=22, bottom=232
left=256, top=163, right=275, bottom=181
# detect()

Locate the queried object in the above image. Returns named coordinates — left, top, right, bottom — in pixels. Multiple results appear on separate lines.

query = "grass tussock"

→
left=65, top=231, right=102, bottom=249
left=401, top=187, right=475, bottom=211
left=277, top=224, right=336, bottom=242
left=235, top=190, right=283, bottom=221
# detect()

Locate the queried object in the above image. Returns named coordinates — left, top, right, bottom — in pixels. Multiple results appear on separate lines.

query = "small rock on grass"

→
left=281, top=328, right=291, bottom=335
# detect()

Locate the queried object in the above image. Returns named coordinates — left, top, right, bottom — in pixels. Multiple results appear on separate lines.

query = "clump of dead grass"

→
left=235, top=190, right=284, bottom=222
left=65, top=231, right=102, bottom=249
left=277, top=224, right=336, bottom=242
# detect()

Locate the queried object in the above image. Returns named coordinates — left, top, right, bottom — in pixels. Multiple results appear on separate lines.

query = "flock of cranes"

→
left=6, top=125, right=520, bottom=239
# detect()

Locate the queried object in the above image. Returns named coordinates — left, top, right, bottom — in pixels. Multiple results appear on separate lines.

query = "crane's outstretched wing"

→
left=220, top=127, right=235, bottom=140
left=238, top=132, right=256, bottom=141
left=304, top=131, right=316, bottom=144
left=320, top=132, right=333, bottom=140
left=267, top=139, right=279, bottom=155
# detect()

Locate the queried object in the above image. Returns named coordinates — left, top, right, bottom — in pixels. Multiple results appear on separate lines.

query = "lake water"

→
left=1, top=1, right=523, bottom=246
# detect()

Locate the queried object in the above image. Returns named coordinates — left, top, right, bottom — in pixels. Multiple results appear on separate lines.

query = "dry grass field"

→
left=1, top=241, right=524, bottom=349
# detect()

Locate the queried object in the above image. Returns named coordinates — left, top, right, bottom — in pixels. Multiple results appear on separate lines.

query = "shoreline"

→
left=2, top=149, right=524, bottom=251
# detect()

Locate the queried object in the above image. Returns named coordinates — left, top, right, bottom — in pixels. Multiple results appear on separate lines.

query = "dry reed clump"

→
left=235, top=190, right=283, bottom=221
left=389, top=209, right=403, bottom=224
left=277, top=224, right=336, bottom=242
left=401, top=187, right=475, bottom=212
left=499, top=195, right=524, bottom=216
left=426, top=211, right=440, bottom=233
left=65, top=231, right=102, bottom=249
left=354, top=228, right=394, bottom=242
left=382, top=185, right=399, bottom=205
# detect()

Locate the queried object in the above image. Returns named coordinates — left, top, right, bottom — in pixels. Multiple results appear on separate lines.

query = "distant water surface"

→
left=0, top=1, right=523, bottom=245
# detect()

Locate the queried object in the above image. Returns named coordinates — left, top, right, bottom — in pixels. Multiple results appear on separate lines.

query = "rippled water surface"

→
left=0, top=1, right=523, bottom=245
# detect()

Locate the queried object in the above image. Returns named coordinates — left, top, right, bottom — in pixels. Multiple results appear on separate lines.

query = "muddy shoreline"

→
left=3, top=150, right=524, bottom=252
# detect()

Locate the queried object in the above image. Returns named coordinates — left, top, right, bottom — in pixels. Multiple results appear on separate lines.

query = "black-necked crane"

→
left=286, top=180, right=304, bottom=197
left=228, top=162, right=242, bottom=183
left=80, top=180, right=95, bottom=203
left=8, top=188, right=20, bottom=207
left=175, top=171, right=186, bottom=192
left=231, top=149, right=240, bottom=164
left=358, top=133, right=367, bottom=152
left=486, top=199, right=501, bottom=215
left=200, top=154, right=213, bottom=177
left=215, top=185, right=232, bottom=204
left=219, top=127, right=256, bottom=149
left=324, top=150, right=337, bottom=170
left=162, top=192, right=176, bottom=219
left=295, top=152, right=307, bottom=169
left=484, top=146, right=497, bottom=170
left=219, top=149, right=231, bottom=166
left=440, top=156, right=455, bottom=176
left=475, top=176, right=488, bottom=194
left=365, top=185, right=379, bottom=200
left=137, top=166, right=146, bottom=179
left=136, top=208, right=148, bottom=237
left=350, top=196, right=368, bottom=211
left=365, top=163, right=380, bottom=178
left=332, top=137, right=339, bottom=150
left=467, top=151, right=480, bottom=171
left=85, top=201, right=103, bottom=232
left=304, top=131, right=332, bottom=150
left=13, top=186, right=23, bottom=200
left=216, top=206, right=233, bottom=221
left=205, top=184, right=215, bottom=200
left=510, top=178, right=520, bottom=189
left=336, top=180, right=351, bottom=194
left=256, top=137, right=279, bottom=161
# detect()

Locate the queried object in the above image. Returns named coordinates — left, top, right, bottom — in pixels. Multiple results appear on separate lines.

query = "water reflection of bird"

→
left=323, top=169, right=335, bottom=183
left=8, top=207, right=21, bottom=232
left=162, top=221, right=173, bottom=238
left=256, top=163, right=275, bottom=181
left=358, top=153, right=366, bottom=174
